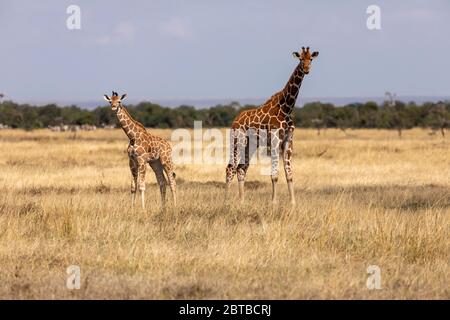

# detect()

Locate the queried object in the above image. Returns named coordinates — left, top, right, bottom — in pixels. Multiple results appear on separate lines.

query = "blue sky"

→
left=0, top=0, right=449, bottom=103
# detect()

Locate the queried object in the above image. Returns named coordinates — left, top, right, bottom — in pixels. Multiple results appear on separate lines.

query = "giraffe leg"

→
left=225, top=155, right=238, bottom=201
left=136, top=157, right=147, bottom=210
left=270, top=134, right=281, bottom=204
left=237, top=164, right=247, bottom=203
left=236, top=137, right=250, bottom=203
left=129, top=156, right=138, bottom=207
left=166, top=171, right=176, bottom=207
left=150, top=160, right=167, bottom=209
left=225, top=162, right=236, bottom=201
left=237, top=138, right=256, bottom=203
left=271, top=166, right=279, bottom=204
left=225, top=131, right=239, bottom=201
left=282, top=133, right=295, bottom=205
left=160, top=157, right=176, bottom=207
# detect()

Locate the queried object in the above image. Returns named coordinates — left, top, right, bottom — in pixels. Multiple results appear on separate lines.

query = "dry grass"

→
left=0, top=128, right=448, bottom=299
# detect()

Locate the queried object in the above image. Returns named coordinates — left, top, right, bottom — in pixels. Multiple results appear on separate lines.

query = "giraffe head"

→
left=103, top=91, right=127, bottom=111
left=292, top=47, right=319, bottom=75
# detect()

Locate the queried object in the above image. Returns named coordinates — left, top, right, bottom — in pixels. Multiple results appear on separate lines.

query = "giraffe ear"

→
left=292, top=52, right=300, bottom=58
left=120, top=94, right=127, bottom=100
left=311, top=51, right=319, bottom=58
left=103, top=95, right=111, bottom=102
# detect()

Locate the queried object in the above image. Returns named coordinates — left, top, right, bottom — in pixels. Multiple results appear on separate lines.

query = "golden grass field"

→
left=0, top=128, right=448, bottom=299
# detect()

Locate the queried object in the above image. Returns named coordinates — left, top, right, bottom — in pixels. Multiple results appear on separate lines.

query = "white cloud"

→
left=96, top=22, right=136, bottom=45
left=159, top=17, right=192, bottom=38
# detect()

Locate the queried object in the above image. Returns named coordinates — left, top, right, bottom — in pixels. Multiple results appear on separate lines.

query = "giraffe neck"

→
left=281, top=62, right=305, bottom=114
left=116, top=107, right=141, bottom=141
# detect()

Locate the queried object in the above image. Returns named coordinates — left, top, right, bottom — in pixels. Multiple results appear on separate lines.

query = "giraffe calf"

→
left=104, top=91, right=176, bottom=210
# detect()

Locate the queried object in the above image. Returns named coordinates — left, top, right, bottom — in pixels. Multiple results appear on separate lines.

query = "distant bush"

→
left=0, top=99, right=449, bottom=132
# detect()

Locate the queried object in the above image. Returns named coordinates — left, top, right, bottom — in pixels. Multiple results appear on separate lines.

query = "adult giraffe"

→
left=226, top=47, right=319, bottom=204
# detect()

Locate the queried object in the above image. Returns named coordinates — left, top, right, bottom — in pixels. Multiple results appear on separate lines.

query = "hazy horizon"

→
left=7, top=95, right=450, bottom=110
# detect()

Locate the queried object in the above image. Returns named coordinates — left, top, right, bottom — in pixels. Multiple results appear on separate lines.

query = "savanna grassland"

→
left=0, top=128, right=448, bottom=299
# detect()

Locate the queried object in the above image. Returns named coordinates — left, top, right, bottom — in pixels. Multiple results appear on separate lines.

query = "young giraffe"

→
left=226, top=47, right=319, bottom=204
left=103, top=91, right=176, bottom=209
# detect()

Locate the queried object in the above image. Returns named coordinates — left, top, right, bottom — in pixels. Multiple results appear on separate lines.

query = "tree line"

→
left=0, top=100, right=449, bottom=135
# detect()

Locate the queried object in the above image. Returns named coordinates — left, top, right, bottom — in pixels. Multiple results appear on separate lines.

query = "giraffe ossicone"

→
left=225, top=47, right=319, bottom=204
left=103, top=91, right=176, bottom=210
